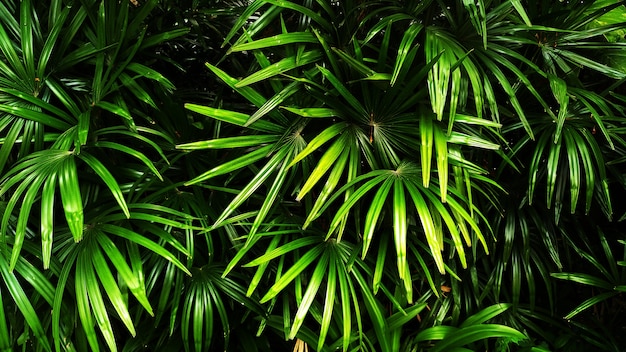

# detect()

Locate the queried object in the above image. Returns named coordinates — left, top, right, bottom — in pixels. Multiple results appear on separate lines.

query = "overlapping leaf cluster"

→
left=178, top=0, right=626, bottom=351
left=1, top=0, right=626, bottom=351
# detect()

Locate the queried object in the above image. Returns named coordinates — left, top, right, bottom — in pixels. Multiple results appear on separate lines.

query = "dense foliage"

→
left=1, top=0, right=626, bottom=351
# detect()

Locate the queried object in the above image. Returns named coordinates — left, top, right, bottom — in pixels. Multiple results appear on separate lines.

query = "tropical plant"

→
left=1, top=0, right=626, bottom=351
left=0, top=0, right=192, bottom=351
left=177, top=0, right=626, bottom=351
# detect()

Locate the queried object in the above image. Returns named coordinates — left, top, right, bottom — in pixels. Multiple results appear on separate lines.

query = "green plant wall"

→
left=0, top=1, right=626, bottom=351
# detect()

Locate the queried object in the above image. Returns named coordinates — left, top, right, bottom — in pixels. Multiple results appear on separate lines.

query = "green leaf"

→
left=392, top=179, right=409, bottom=284
left=0, top=105, right=72, bottom=130
left=362, top=178, right=394, bottom=259
left=415, top=326, right=458, bottom=341
left=352, top=268, right=390, bottom=351
left=545, top=133, right=562, bottom=208
left=318, top=249, right=337, bottom=351
left=260, top=0, right=332, bottom=32
left=41, top=173, right=56, bottom=269
left=387, top=303, right=427, bottom=330
left=236, top=50, right=322, bottom=87
left=336, top=262, right=353, bottom=351
left=289, top=122, right=348, bottom=168
left=245, top=234, right=282, bottom=296
left=0, top=284, right=11, bottom=352
left=0, top=11, right=27, bottom=81
left=78, top=152, right=130, bottom=218
left=245, top=237, right=321, bottom=267
left=326, top=173, right=390, bottom=238
left=10, top=173, right=45, bottom=270
left=230, top=32, right=317, bottom=52
left=433, top=125, right=448, bottom=202
left=331, top=47, right=377, bottom=78
left=562, top=130, right=581, bottom=213
left=510, top=0, right=532, bottom=26
left=282, top=106, right=339, bottom=118
left=551, top=272, right=613, bottom=289
left=211, top=147, right=290, bottom=230
left=95, top=141, right=163, bottom=181
left=297, top=134, right=349, bottom=200
left=176, top=135, right=279, bottom=150
left=101, top=224, right=191, bottom=276
left=447, top=132, right=501, bottom=150
left=460, top=304, right=512, bottom=328
left=90, top=245, right=137, bottom=335
left=557, top=48, right=626, bottom=79
left=248, top=154, right=291, bottom=239
left=563, top=291, right=618, bottom=319
left=430, top=325, right=527, bottom=352
left=260, top=244, right=325, bottom=303
left=96, top=101, right=133, bottom=124
left=118, top=73, right=158, bottom=108
left=302, top=148, right=350, bottom=229
left=421, top=112, right=434, bottom=187
left=548, top=74, right=569, bottom=143
left=570, top=133, right=596, bottom=214
left=59, top=156, right=83, bottom=242
left=185, top=144, right=273, bottom=185
left=317, top=65, right=369, bottom=119
left=391, top=22, right=423, bottom=86
left=289, top=251, right=329, bottom=339
left=246, top=81, right=301, bottom=126
left=0, top=88, right=74, bottom=123
left=0, top=255, right=52, bottom=352
left=94, top=232, right=152, bottom=314
left=185, top=103, right=282, bottom=133
left=126, top=62, right=175, bottom=90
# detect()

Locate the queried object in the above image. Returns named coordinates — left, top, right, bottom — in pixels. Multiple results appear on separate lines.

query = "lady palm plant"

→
left=0, top=0, right=197, bottom=351
left=178, top=0, right=626, bottom=351
left=2, top=0, right=626, bottom=351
